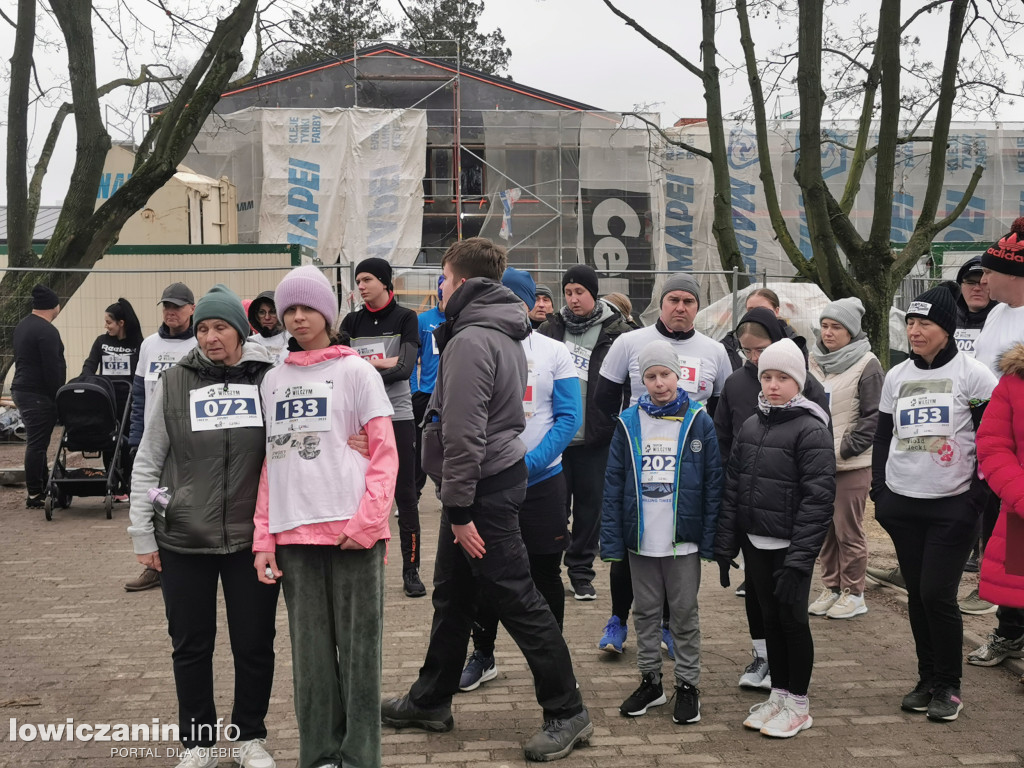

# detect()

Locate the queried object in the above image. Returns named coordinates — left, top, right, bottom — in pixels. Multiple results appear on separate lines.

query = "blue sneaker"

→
left=660, top=624, right=675, bottom=660
left=599, top=615, right=628, bottom=654
left=458, top=650, right=497, bottom=692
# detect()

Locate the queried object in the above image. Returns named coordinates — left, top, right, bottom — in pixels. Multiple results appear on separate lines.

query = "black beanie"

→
left=562, top=264, right=599, bottom=301
left=906, top=281, right=959, bottom=337
left=32, top=284, right=59, bottom=310
left=354, top=257, right=393, bottom=291
left=981, top=218, right=1024, bottom=277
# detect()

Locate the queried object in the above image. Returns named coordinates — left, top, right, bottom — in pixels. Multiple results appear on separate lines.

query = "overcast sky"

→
left=5, top=0, right=1024, bottom=206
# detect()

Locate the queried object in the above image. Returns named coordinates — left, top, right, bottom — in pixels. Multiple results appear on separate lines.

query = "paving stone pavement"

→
left=2, top=448, right=1023, bottom=768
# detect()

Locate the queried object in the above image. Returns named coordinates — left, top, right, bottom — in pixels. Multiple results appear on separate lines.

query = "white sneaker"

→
left=760, top=699, right=812, bottom=738
left=826, top=589, right=867, bottom=619
left=175, top=748, right=219, bottom=768
left=235, top=738, right=276, bottom=768
left=808, top=586, right=841, bottom=616
left=743, top=690, right=785, bottom=730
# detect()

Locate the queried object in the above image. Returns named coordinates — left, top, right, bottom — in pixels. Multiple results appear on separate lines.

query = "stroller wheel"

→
left=104, top=494, right=113, bottom=519
left=44, top=495, right=53, bottom=521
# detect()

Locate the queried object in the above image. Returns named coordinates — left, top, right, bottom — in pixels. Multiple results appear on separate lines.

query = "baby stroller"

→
left=44, top=375, right=132, bottom=520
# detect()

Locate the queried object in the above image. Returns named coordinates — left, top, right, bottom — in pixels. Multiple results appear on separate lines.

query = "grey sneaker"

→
left=959, top=588, right=997, bottom=615
left=865, top=566, right=907, bottom=595
left=380, top=694, right=454, bottom=732
left=967, top=632, right=1024, bottom=667
left=523, top=709, right=593, bottom=762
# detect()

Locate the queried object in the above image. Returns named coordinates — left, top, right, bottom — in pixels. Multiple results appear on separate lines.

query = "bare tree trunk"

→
left=0, top=0, right=260, bottom=380
left=701, top=0, right=749, bottom=289
left=6, top=0, right=36, bottom=269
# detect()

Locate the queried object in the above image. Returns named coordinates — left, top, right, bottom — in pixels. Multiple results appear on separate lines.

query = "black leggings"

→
left=876, top=488, right=977, bottom=688
left=742, top=543, right=814, bottom=696
left=393, top=419, right=421, bottom=571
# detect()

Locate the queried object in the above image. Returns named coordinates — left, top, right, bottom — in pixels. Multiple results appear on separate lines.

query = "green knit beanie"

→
left=194, top=284, right=250, bottom=345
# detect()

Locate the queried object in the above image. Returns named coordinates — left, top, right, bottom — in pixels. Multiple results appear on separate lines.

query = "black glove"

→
left=773, top=567, right=804, bottom=604
left=128, top=445, right=139, bottom=461
left=715, top=555, right=738, bottom=588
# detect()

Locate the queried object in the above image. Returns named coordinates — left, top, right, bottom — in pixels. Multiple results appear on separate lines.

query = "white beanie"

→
left=757, top=338, right=806, bottom=390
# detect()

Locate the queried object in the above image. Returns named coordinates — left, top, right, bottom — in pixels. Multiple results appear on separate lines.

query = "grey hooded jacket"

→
left=430, top=277, right=531, bottom=521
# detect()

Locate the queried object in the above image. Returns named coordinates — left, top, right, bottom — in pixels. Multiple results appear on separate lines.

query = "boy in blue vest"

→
left=601, top=340, right=723, bottom=725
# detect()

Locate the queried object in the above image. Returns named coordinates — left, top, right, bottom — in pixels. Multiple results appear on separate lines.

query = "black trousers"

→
left=408, top=479, right=582, bottom=720
left=472, top=473, right=569, bottom=653
left=876, top=488, right=977, bottom=688
left=412, top=391, right=431, bottom=497
left=158, top=548, right=280, bottom=748
left=12, top=390, right=57, bottom=496
left=742, top=542, right=814, bottom=696
left=393, top=418, right=421, bottom=571
left=562, top=444, right=609, bottom=584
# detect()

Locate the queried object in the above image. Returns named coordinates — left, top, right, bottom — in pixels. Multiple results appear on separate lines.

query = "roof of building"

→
left=0, top=205, right=62, bottom=243
left=150, top=43, right=601, bottom=113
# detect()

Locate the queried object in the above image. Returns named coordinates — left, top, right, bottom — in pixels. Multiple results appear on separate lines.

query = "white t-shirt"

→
left=879, top=353, right=997, bottom=498
left=520, top=332, right=578, bottom=468
left=261, top=354, right=394, bottom=533
left=600, top=324, right=730, bottom=405
left=637, top=410, right=697, bottom=557
left=135, top=333, right=198, bottom=424
left=974, top=302, right=1024, bottom=376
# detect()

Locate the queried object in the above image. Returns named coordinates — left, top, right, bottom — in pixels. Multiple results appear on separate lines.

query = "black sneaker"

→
left=672, top=682, right=701, bottom=724
left=571, top=579, right=596, bottom=601
left=734, top=580, right=746, bottom=597
left=380, top=694, right=454, bottom=732
left=620, top=671, right=666, bottom=716
left=926, top=686, right=963, bottom=722
left=523, top=709, right=593, bottom=762
left=26, top=493, right=44, bottom=509
left=900, top=679, right=933, bottom=712
left=403, top=569, right=426, bottom=598
left=963, top=557, right=980, bottom=574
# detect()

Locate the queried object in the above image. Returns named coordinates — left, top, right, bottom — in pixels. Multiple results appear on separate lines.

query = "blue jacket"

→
left=601, top=397, right=723, bottom=561
left=411, top=306, right=445, bottom=395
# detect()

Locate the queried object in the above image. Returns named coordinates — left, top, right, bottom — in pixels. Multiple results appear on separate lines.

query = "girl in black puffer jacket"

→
left=715, top=338, right=836, bottom=739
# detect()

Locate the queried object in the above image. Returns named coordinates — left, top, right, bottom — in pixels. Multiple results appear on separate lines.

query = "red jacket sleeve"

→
left=977, top=376, right=1024, bottom=517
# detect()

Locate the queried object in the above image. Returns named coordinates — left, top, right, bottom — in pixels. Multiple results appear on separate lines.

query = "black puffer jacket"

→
left=715, top=402, right=836, bottom=574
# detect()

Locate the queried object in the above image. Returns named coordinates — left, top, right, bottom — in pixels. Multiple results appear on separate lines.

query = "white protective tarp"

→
left=655, top=121, right=1024, bottom=305
left=259, top=108, right=428, bottom=268
left=694, top=281, right=908, bottom=354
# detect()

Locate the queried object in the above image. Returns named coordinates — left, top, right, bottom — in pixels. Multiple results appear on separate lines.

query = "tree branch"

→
left=629, top=113, right=711, bottom=160
left=6, top=0, right=37, bottom=268
left=601, top=0, right=703, bottom=79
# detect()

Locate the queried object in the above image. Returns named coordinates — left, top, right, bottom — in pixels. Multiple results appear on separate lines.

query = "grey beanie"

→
left=535, top=284, right=554, bottom=301
left=638, top=340, right=681, bottom=379
left=758, top=338, right=807, bottom=391
left=660, top=274, right=701, bottom=307
left=820, top=297, right=865, bottom=337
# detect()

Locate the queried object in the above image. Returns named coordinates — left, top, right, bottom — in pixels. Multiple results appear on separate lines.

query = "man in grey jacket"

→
left=381, top=238, right=592, bottom=763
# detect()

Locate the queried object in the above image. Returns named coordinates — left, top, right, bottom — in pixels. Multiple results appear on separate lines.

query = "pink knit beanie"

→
left=274, top=265, right=338, bottom=327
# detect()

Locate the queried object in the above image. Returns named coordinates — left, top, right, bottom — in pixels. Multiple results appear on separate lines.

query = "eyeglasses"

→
left=257, top=308, right=277, bottom=317
left=740, top=346, right=770, bottom=360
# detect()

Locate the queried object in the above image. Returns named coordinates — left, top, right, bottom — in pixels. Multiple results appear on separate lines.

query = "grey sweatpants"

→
left=277, top=542, right=386, bottom=768
left=628, top=550, right=701, bottom=686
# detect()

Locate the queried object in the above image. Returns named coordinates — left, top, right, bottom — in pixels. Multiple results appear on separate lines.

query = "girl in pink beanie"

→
left=253, top=265, right=397, bottom=768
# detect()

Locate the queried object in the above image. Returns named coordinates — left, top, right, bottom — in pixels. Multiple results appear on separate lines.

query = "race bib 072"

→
left=189, top=384, right=262, bottom=432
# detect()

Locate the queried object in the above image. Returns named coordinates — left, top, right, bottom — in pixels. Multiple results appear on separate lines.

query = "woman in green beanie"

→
left=127, top=284, right=281, bottom=768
